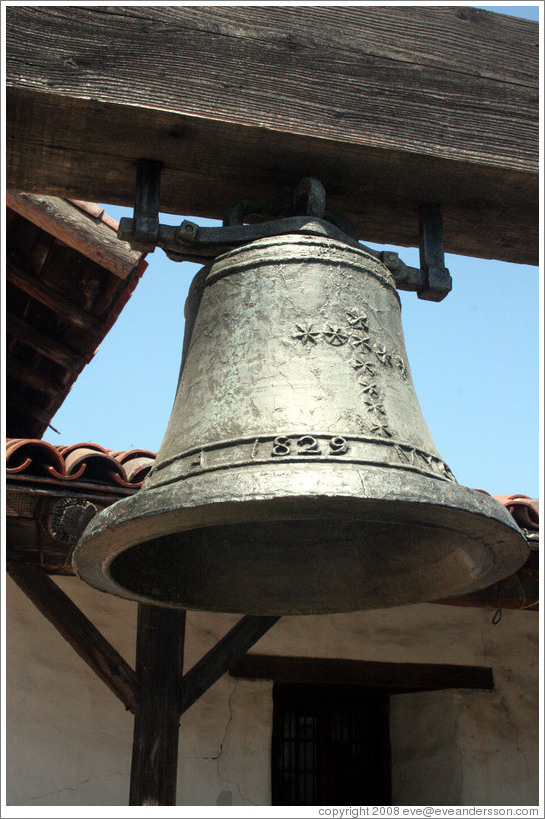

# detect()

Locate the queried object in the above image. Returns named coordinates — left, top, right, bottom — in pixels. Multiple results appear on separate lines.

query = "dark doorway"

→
left=271, top=684, right=391, bottom=806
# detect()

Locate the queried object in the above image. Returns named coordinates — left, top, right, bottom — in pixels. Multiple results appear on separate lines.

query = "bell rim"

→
left=72, top=463, right=529, bottom=614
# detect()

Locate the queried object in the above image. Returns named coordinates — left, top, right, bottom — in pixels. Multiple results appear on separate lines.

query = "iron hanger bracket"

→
left=417, top=204, right=452, bottom=302
left=118, top=161, right=452, bottom=301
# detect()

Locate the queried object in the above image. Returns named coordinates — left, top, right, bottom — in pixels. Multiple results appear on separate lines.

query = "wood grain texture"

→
left=6, top=192, right=141, bottom=279
left=129, top=605, right=186, bottom=806
left=6, top=6, right=538, bottom=264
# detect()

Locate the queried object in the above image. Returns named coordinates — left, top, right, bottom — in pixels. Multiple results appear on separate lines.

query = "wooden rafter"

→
left=7, top=261, right=102, bottom=334
left=6, top=352, right=64, bottom=399
left=7, top=192, right=141, bottom=280
left=6, top=311, right=80, bottom=369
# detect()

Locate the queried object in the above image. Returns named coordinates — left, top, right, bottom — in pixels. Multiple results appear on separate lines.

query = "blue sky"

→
left=42, top=4, right=541, bottom=499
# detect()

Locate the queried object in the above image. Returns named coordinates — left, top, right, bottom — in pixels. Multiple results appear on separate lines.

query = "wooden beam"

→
left=7, top=563, right=140, bottom=713
left=129, top=605, right=186, bottom=806
left=6, top=352, right=64, bottom=399
left=7, top=311, right=80, bottom=369
left=5, top=394, right=53, bottom=427
left=230, top=654, right=494, bottom=692
left=7, top=192, right=141, bottom=280
left=6, top=6, right=538, bottom=264
left=179, top=616, right=279, bottom=714
left=7, top=261, right=102, bottom=334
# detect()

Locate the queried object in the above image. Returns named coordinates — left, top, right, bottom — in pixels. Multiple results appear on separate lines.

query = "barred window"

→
left=272, top=684, right=391, bottom=806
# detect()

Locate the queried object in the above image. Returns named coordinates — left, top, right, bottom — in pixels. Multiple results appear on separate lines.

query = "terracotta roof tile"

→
left=6, top=438, right=156, bottom=489
left=67, top=199, right=121, bottom=233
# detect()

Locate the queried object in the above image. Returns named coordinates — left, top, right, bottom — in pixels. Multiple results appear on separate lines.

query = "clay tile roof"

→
left=493, top=494, right=539, bottom=540
left=6, top=438, right=156, bottom=490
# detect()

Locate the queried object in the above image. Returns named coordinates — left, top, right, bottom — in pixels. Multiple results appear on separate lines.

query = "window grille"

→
left=272, top=684, right=391, bottom=806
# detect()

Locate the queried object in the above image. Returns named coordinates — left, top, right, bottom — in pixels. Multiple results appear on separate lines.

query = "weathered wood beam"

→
left=6, top=6, right=538, bottom=264
left=6, top=352, right=64, bottom=399
left=179, top=616, right=280, bottom=714
left=5, top=394, right=53, bottom=428
left=7, top=563, right=140, bottom=713
left=129, top=605, right=186, bottom=806
left=7, top=261, right=102, bottom=334
left=230, top=655, right=494, bottom=692
left=7, top=192, right=141, bottom=280
left=7, top=311, right=80, bottom=369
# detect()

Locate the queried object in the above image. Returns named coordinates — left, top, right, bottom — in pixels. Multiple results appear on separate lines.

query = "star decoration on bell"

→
left=346, top=310, right=369, bottom=332
left=360, top=383, right=380, bottom=398
left=293, top=324, right=321, bottom=345
left=350, top=334, right=373, bottom=353
left=374, top=345, right=393, bottom=367
left=393, top=355, right=408, bottom=379
left=365, top=398, right=386, bottom=415
left=323, top=325, right=349, bottom=346
left=370, top=421, right=393, bottom=438
left=351, top=358, right=375, bottom=375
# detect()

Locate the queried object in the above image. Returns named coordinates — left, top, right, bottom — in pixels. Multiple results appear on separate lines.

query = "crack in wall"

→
left=14, top=770, right=129, bottom=806
left=495, top=690, right=532, bottom=781
left=179, top=678, right=258, bottom=806
left=477, top=613, right=531, bottom=778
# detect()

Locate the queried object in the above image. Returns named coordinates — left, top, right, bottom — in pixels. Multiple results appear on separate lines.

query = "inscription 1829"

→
left=272, top=435, right=349, bottom=457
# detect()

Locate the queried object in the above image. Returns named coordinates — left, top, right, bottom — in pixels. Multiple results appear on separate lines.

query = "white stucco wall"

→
left=6, top=575, right=539, bottom=806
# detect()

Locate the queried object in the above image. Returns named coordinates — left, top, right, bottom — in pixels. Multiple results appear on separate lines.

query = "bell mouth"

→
left=73, top=464, right=529, bottom=615
left=107, top=517, right=494, bottom=614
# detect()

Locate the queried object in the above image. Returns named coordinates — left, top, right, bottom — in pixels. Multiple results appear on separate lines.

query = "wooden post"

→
left=129, top=604, right=186, bottom=806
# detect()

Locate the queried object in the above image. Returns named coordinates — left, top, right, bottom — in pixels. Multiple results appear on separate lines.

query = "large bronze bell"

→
left=73, top=230, right=528, bottom=614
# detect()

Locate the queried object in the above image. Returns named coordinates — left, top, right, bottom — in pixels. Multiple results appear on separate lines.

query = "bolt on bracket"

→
left=118, top=166, right=452, bottom=300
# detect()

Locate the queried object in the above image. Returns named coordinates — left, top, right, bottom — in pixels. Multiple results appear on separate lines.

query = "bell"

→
left=73, top=232, right=528, bottom=614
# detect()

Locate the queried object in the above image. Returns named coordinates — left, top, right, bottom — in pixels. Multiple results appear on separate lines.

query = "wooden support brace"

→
left=179, top=615, right=280, bottom=714
left=7, top=563, right=140, bottom=713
